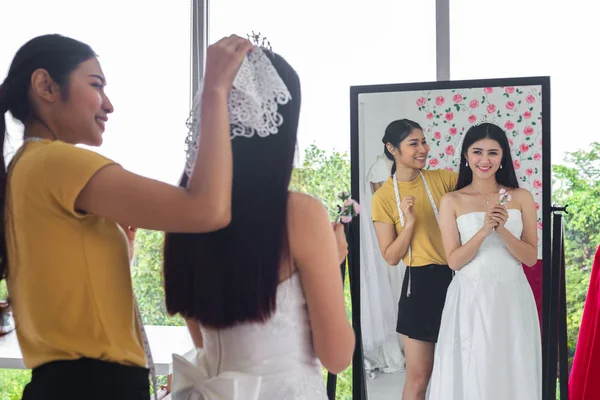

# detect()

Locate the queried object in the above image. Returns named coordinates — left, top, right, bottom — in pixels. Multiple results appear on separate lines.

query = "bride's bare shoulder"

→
left=441, top=188, right=471, bottom=212
left=443, top=188, right=469, bottom=201
left=440, top=191, right=459, bottom=209
left=287, top=191, right=328, bottom=220
left=288, top=191, right=322, bottom=206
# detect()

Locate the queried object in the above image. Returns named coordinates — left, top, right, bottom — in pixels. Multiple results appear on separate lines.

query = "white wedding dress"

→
left=171, top=272, right=328, bottom=400
left=428, top=209, right=541, bottom=400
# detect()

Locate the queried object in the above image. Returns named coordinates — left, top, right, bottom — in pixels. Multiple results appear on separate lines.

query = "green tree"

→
left=552, top=142, right=600, bottom=368
left=292, top=144, right=353, bottom=399
left=132, top=229, right=184, bottom=327
left=291, top=144, right=352, bottom=219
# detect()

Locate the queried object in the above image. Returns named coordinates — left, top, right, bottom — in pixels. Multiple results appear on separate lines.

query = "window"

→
left=1, top=0, right=192, bottom=184
left=209, top=0, right=437, bottom=153
left=450, top=0, right=599, bottom=163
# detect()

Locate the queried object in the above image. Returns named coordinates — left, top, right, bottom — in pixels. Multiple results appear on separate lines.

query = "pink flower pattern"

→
left=412, top=85, right=544, bottom=252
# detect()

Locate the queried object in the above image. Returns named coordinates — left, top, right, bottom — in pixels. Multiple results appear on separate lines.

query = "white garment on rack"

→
left=361, top=154, right=405, bottom=373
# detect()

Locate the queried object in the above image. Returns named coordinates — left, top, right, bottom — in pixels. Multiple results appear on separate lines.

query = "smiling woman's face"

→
left=387, top=128, right=430, bottom=169
left=466, top=138, right=503, bottom=179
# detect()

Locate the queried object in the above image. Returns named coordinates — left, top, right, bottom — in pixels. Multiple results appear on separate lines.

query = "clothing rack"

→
left=542, top=206, right=570, bottom=400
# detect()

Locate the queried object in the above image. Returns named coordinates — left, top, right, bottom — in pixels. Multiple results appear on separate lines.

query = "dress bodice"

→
left=197, top=272, right=327, bottom=399
left=455, top=209, right=524, bottom=284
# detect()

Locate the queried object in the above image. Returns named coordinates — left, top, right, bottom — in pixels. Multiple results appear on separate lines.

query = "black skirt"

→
left=396, top=264, right=453, bottom=343
left=22, top=357, right=150, bottom=400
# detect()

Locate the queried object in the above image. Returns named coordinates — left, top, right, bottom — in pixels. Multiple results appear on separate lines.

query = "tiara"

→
left=474, top=114, right=498, bottom=126
left=247, top=31, right=272, bottom=52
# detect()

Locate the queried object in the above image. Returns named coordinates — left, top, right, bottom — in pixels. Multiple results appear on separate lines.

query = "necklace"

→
left=474, top=185, right=499, bottom=204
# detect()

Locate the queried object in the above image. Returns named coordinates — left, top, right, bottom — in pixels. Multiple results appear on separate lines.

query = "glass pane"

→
left=209, top=0, right=436, bottom=153
left=450, top=0, right=598, bottom=163
left=1, top=0, right=192, bottom=185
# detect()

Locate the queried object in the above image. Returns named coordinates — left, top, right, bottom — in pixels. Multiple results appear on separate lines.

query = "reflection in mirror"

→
left=355, top=80, right=548, bottom=400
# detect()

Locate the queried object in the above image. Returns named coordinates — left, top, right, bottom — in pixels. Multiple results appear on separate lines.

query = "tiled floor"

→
left=365, top=370, right=406, bottom=400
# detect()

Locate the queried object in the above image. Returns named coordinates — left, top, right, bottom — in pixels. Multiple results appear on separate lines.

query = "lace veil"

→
left=184, top=40, right=292, bottom=177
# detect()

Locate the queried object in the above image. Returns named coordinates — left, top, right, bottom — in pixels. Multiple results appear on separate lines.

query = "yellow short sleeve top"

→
left=371, top=169, right=458, bottom=267
left=6, top=139, right=146, bottom=369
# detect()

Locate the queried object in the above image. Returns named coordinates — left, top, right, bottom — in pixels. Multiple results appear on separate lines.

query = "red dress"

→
left=522, top=260, right=543, bottom=328
left=569, top=245, right=600, bottom=400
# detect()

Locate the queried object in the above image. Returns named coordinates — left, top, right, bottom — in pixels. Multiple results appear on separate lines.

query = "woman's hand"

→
left=400, top=196, right=416, bottom=226
left=489, top=205, right=509, bottom=233
left=332, top=222, right=349, bottom=264
left=203, top=35, right=254, bottom=94
left=481, top=210, right=499, bottom=235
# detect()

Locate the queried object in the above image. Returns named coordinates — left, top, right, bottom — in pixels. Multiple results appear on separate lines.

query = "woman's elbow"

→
left=190, top=204, right=231, bottom=232
left=447, top=256, right=462, bottom=271
left=523, top=255, right=538, bottom=268
left=212, top=206, right=232, bottom=230
left=448, top=263, right=460, bottom=271
left=318, top=329, right=355, bottom=374
left=321, top=339, right=355, bottom=374
left=383, top=253, right=401, bottom=267
left=325, top=359, right=352, bottom=375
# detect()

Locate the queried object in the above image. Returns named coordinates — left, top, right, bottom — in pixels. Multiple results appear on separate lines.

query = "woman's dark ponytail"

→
left=0, top=34, right=96, bottom=318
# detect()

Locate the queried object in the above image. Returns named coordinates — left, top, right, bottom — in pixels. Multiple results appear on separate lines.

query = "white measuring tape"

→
left=392, top=170, right=439, bottom=297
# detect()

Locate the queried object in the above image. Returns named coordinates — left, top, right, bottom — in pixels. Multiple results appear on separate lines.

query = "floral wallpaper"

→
left=415, top=85, right=544, bottom=256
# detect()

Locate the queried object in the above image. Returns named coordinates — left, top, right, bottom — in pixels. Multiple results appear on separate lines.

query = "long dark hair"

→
left=456, top=122, right=519, bottom=190
left=382, top=118, right=423, bottom=175
left=163, top=51, right=301, bottom=329
left=0, top=35, right=96, bottom=312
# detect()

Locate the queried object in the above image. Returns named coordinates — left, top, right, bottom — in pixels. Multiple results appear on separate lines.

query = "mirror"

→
left=350, top=77, right=551, bottom=399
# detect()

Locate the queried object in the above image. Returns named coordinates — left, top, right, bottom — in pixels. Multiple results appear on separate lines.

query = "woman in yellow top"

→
left=0, top=34, right=252, bottom=399
left=372, top=119, right=457, bottom=400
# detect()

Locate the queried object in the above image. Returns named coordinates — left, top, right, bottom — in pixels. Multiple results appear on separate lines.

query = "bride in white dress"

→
left=429, top=121, right=542, bottom=400
left=161, top=44, right=355, bottom=399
